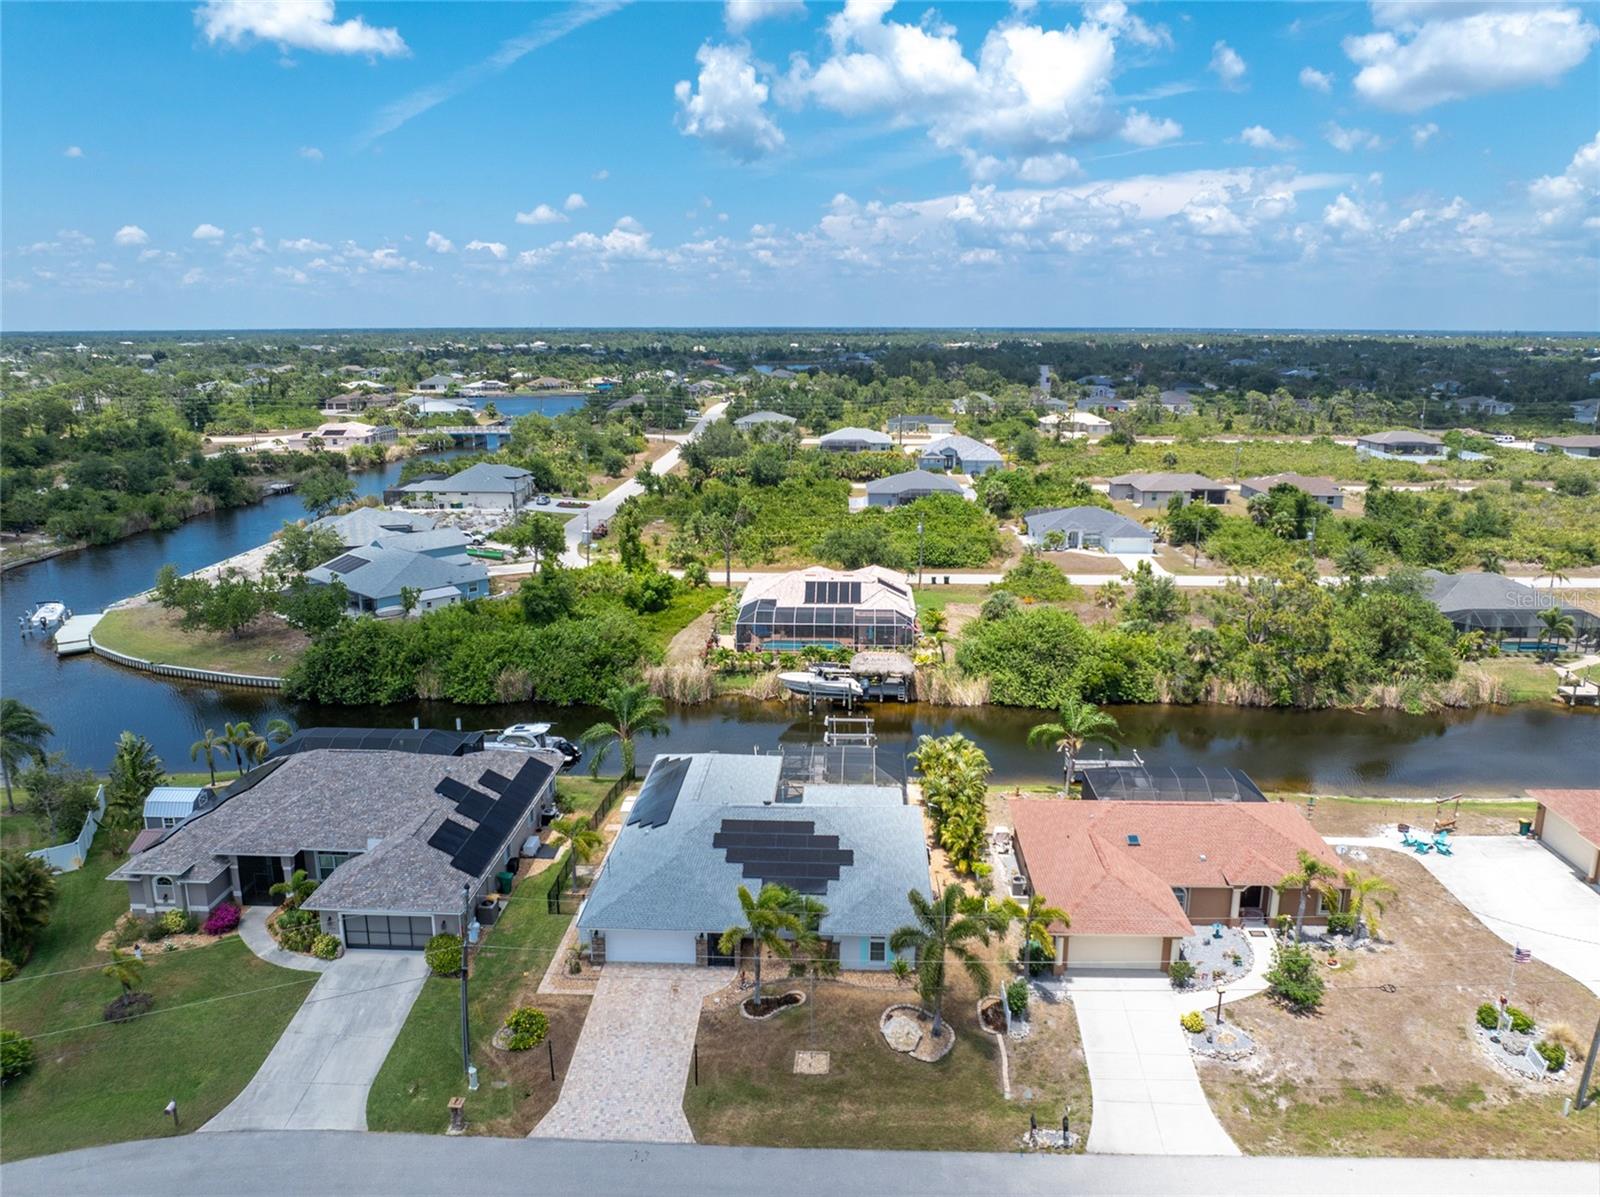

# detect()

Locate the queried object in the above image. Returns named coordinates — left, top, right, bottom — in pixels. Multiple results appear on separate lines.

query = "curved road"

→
left=4, top=1132, right=1595, bottom=1196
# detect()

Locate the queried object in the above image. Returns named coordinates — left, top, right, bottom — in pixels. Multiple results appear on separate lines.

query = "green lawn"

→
left=93, top=602, right=309, bottom=678
left=555, top=775, right=622, bottom=818
left=0, top=848, right=313, bottom=1162
left=1471, top=657, right=1560, bottom=703
left=915, top=584, right=992, bottom=617
left=0, top=806, right=52, bottom=853
left=627, top=586, right=728, bottom=659
left=366, top=860, right=578, bottom=1135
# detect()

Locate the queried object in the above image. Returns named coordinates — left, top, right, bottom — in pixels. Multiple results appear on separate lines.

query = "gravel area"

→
left=1186, top=1009, right=1256, bottom=1062
left=1177, top=925, right=1254, bottom=986
left=1472, top=1025, right=1565, bottom=1083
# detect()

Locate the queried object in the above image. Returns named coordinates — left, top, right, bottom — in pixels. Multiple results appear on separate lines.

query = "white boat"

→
left=779, top=664, right=864, bottom=701
left=483, top=722, right=582, bottom=769
left=22, top=600, right=69, bottom=631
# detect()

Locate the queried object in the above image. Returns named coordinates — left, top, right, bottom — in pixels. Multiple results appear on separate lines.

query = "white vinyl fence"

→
left=27, top=784, right=106, bottom=872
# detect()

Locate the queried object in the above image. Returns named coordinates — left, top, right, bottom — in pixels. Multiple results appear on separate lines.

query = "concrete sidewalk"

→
left=203, top=951, right=427, bottom=1132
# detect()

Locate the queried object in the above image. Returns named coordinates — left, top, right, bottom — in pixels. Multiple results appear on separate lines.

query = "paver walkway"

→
left=1057, top=974, right=1239, bottom=1156
left=1336, top=834, right=1600, bottom=995
left=531, top=964, right=728, bottom=1142
left=203, top=949, right=427, bottom=1132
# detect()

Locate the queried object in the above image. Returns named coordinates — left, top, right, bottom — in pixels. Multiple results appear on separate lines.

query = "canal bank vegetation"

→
left=94, top=601, right=310, bottom=679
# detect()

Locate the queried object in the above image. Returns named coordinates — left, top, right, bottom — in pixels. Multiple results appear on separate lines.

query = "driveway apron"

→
left=203, top=951, right=428, bottom=1132
left=531, top=964, right=726, bottom=1143
left=1066, top=974, right=1240, bottom=1156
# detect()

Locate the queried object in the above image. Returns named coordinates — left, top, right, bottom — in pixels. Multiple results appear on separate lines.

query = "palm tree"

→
left=551, top=816, right=604, bottom=865
left=782, top=893, right=835, bottom=1037
left=106, top=732, right=166, bottom=831
left=1538, top=605, right=1576, bottom=651
left=265, top=719, right=295, bottom=746
left=1477, top=548, right=1505, bottom=575
left=922, top=609, right=948, bottom=662
left=221, top=722, right=249, bottom=774
left=1340, top=868, right=1396, bottom=941
left=0, top=699, right=53, bottom=815
left=718, top=883, right=802, bottom=1003
left=190, top=728, right=225, bottom=786
left=1539, top=551, right=1574, bottom=595
left=102, top=949, right=145, bottom=995
left=1013, top=892, right=1070, bottom=969
left=1027, top=695, right=1120, bottom=790
left=269, top=869, right=318, bottom=910
left=1278, top=850, right=1343, bottom=941
left=0, top=849, right=57, bottom=955
left=889, top=885, right=992, bottom=1037
left=578, top=683, right=670, bottom=780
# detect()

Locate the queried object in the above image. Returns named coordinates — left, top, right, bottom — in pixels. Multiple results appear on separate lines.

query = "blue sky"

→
left=2, top=1, right=1597, bottom=331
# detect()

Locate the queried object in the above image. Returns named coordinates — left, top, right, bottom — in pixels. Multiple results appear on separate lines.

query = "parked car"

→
left=535, top=493, right=551, bottom=506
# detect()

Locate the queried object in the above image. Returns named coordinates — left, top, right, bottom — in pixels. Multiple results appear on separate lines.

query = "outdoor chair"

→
left=1412, top=840, right=1433, bottom=854
left=1433, top=839, right=1453, bottom=856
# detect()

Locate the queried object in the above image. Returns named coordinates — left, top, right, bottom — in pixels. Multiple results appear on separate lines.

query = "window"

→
left=1171, top=886, right=1189, bottom=911
left=154, top=876, right=175, bottom=905
left=868, top=938, right=887, bottom=963
left=315, top=852, right=354, bottom=880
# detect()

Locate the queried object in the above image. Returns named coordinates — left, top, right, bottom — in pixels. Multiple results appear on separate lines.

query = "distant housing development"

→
left=1109, top=471, right=1228, bottom=509
left=1239, top=473, right=1344, bottom=508
left=1024, top=506, right=1155, bottom=553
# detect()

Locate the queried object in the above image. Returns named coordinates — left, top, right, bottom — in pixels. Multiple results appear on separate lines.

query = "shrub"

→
left=1476, top=1002, right=1501, bottom=1031
left=1005, top=977, right=1030, bottom=1018
left=103, top=991, right=155, bottom=1024
left=1180, top=1010, right=1206, bottom=1035
left=281, top=925, right=317, bottom=953
left=159, top=909, right=189, bottom=935
left=311, top=934, right=341, bottom=960
left=504, top=1006, right=550, bottom=1051
left=203, top=902, right=241, bottom=935
left=1, top=1028, right=34, bottom=1081
left=1507, top=1005, right=1534, bottom=1035
left=1535, top=1040, right=1567, bottom=1072
left=1168, top=959, right=1196, bottom=989
left=425, top=933, right=463, bottom=977
left=0, top=959, right=15, bottom=983
left=111, top=916, right=146, bottom=949
left=890, top=958, right=912, bottom=984
left=1325, top=910, right=1357, bottom=936
left=1543, top=1021, right=1587, bottom=1063
left=140, top=916, right=170, bottom=942
left=1265, top=943, right=1325, bottom=1012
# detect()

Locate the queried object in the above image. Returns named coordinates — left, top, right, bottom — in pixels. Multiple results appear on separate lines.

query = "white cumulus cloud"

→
left=1324, top=122, right=1385, bottom=152
left=425, top=231, right=455, bottom=253
left=1323, top=192, right=1375, bottom=235
left=1299, top=66, right=1333, bottom=92
left=1344, top=4, right=1597, bottom=112
left=466, top=239, right=508, bottom=260
left=64, top=145, right=84, bottom=158
left=279, top=237, right=331, bottom=252
left=1238, top=126, right=1299, bottom=152
left=195, top=0, right=408, bottom=57
left=1528, top=131, right=1600, bottom=228
left=192, top=223, right=225, bottom=241
left=1411, top=121, right=1439, bottom=148
left=564, top=192, right=587, bottom=211
left=1209, top=41, right=1247, bottom=89
left=675, top=42, right=786, bottom=161
left=1121, top=110, right=1182, bottom=147
left=113, top=225, right=149, bottom=246
left=723, top=0, right=806, bottom=36
left=515, top=204, right=569, bottom=225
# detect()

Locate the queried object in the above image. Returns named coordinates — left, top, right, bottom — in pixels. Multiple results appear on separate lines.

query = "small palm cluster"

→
left=190, top=719, right=295, bottom=784
left=1278, top=850, right=1396, bottom=941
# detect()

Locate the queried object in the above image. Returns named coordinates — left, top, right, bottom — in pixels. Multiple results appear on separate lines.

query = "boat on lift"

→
left=483, top=722, right=583, bottom=770
left=778, top=661, right=864, bottom=702
left=21, top=600, right=70, bottom=631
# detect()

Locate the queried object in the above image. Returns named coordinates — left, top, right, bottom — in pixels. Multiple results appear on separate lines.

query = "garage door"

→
left=602, top=929, right=696, bottom=965
left=1542, top=811, right=1599, bottom=879
left=1067, top=935, right=1164, bottom=970
left=344, top=915, right=433, bottom=950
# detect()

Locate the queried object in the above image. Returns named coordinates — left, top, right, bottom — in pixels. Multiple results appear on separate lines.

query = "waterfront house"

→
left=1108, top=471, right=1227, bottom=508
left=1534, top=435, right=1600, bottom=459
left=414, top=374, right=457, bottom=393
left=367, top=528, right=474, bottom=560
left=311, top=507, right=437, bottom=550
left=915, top=434, right=1004, bottom=476
left=291, top=422, right=398, bottom=451
left=820, top=427, right=894, bottom=452
left=1023, top=506, right=1154, bottom=554
left=1355, top=430, right=1448, bottom=461
left=864, top=469, right=966, bottom=508
left=1528, top=789, right=1600, bottom=883
left=1077, top=765, right=1267, bottom=802
left=110, top=750, right=558, bottom=950
left=307, top=545, right=488, bottom=616
left=579, top=753, right=928, bottom=969
left=734, top=565, right=917, bottom=651
left=396, top=462, right=535, bottom=511
left=406, top=396, right=476, bottom=417
left=1239, top=473, right=1344, bottom=508
left=1422, top=571, right=1600, bottom=646
left=886, top=414, right=957, bottom=438
left=1007, top=798, right=1345, bottom=972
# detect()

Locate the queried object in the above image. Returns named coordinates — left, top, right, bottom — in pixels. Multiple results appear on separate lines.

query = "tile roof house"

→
left=1108, top=471, right=1228, bottom=509
left=110, top=750, right=559, bottom=949
left=819, top=427, right=894, bottom=452
left=580, top=754, right=930, bottom=969
left=1528, top=789, right=1600, bottom=883
left=1023, top=506, right=1154, bottom=554
left=306, top=545, right=488, bottom=617
left=1239, top=473, right=1344, bottom=508
left=1007, top=799, right=1345, bottom=972
left=864, top=469, right=966, bottom=508
left=915, top=434, right=1004, bottom=476
left=396, top=462, right=535, bottom=511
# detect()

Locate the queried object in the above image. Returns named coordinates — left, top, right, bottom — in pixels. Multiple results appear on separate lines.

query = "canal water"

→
left=2, top=450, right=1596, bottom=791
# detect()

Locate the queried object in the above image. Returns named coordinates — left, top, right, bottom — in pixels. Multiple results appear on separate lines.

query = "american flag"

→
left=1513, top=945, right=1533, bottom=964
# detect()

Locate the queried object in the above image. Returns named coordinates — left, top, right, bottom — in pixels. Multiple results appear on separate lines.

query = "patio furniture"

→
left=1412, top=839, right=1433, bottom=854
left=1433, top=839, right=1453, bottom=856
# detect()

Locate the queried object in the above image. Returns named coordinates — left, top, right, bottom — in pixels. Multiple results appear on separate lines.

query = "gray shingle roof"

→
left=820, top=427, right=893, bottom=448
left=1109, top=471, right=1221, bottom=491
left=1239, top=473, right=1342, bottom=498
left=399, top=462, right=532, bottom=496
left=306, top=546, right=485, bottom=601
left=1424, top=571, right=1600, bottom=625
left=311, top=507, right=437, bottom=545
left=734, top=411, right=796, bottom=426
left=1359, top=429, right=1444, bottom=446
left=368, top=528, right=472, bottom=555
left=920, top=434, right=1003, bottom=463
left=1025, top=505, right=1152, bottom=540
left=578, top=754, right=929, bottom=939
left=865, top=469, right=964, bottom=496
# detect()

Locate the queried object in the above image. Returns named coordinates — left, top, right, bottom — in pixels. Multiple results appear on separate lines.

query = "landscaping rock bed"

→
left=1019, top=1126, right=1081, bottom=1153
left=1176, top=925, right=1253, bottom=987
left=741, top=990, right=805, bottom=1020
left=1472, top=1025, right=1565, bottom=1083
left=880, top=1003, right=956, bottom=1062
left=1185, top=1009, right=1256, bottom=1062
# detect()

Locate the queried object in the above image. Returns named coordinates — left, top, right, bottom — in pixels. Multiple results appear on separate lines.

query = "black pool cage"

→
left=733, top=598, right=915, bottom=650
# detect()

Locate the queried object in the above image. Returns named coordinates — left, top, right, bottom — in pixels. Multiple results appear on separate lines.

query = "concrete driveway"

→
left=203, top=951, right=428, bottom=1132
left=1339, top=834, right=1600, bottom=996
left=1062, top=975, right=1239, bottom=1156
left=532, top=964, right=727, bottom=1143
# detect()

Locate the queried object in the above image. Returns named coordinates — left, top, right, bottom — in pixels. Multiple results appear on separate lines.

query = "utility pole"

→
left=460, top=881, right=475, bottom=1088
left=917, top=518, right=925, bottom=586
left=1572, top=1014, right=1600, bottom=1112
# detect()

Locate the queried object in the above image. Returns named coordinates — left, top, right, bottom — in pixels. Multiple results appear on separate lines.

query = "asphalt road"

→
left=4, top=1133, right=1597, bottom=1196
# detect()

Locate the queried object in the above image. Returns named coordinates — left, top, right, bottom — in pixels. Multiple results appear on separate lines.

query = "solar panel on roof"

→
left=628, top=757, right=691, bottom=829
left=478, top=769, right=513, bottom=794
left=448, top=757, right=553, bottom=877
left=323, top=553, right=368, bottom=575
left=436, top=777, right=477, bottom=804
left=455, top=792, right=494, bottom=823
left=713, top=817, right=854, bottom=895
left=428, top=819, right=472, bottom=855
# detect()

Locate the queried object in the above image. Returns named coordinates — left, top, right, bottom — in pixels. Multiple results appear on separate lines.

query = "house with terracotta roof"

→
left=1528, top=789, right=1600, bottom=883
left=1006, top=799, right=1346, bottom=972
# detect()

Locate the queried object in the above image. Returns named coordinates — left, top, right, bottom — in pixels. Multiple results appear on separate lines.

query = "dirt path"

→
left=665, top=608, right=718, bottom=665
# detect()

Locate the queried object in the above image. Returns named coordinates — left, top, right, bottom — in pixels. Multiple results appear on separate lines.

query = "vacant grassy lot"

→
left=367, top=861, right=584, bottom=1136
left=1268, top=794, right=1537, bottom=838
left=684, top=974, right=1091, bottom=1152
left=0, top=848, right=312, bottom=1161
left=93, top=602, right=309, bottom=678
left=1198, top=850, right=1600, bottom=1159
left=1470, top=657, right=1561, bottom=704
